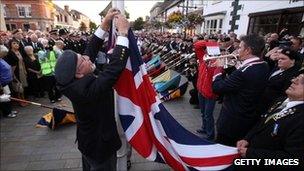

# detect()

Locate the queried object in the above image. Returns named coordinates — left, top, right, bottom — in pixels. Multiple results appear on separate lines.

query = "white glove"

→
left=0, top=94, right=11, bottom=102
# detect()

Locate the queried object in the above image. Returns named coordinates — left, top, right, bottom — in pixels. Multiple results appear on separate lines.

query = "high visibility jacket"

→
left=39, top=50, right=57, bottom=76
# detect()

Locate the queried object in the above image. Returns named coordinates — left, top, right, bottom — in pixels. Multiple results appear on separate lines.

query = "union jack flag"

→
left=113, top=30, right=240, bottom=170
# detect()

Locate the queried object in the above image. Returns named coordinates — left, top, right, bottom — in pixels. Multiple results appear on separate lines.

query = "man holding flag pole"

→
left=55, top=4, right=239, bottom=171
left=55, top=8, right=130, bottom=170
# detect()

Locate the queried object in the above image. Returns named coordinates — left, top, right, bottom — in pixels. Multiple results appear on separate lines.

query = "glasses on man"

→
left=76, top=55, right=90, bottom=70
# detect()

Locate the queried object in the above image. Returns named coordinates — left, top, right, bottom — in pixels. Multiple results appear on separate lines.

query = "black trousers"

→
left=82, top=154, right=117, bottom=171
left=0, top=102, right=12, bottom=116
left=216, top=133, right=238, bottom=147
left=42, top=75, right=61, bottom=101
left=27, top=76, right=44, bottom=97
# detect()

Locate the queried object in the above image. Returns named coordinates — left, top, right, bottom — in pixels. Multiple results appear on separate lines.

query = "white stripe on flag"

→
left=149, top=100, right=190, bottom=171
left=117, top=95, right=144, bottom=141
left=134, top=64, right=148, bottom=89
left=168, top=139, right=238, bottom=158
left=193, top=164, right=231, bottom=171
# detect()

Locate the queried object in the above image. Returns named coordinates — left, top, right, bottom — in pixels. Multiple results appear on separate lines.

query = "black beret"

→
left=221, top=37, right=231, bottom=42
left=55, top=50, right=78, bottom=86
left=279, top=47, right=300, bottom=61
left=59, top=28, right=68, bottom=36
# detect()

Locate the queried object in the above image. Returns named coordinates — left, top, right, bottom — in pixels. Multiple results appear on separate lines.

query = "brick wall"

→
left=2, top=0, right=53, bottom=31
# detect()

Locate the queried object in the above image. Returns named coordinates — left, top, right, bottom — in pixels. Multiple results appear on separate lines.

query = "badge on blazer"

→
left=271, top=123, right=279, bottom=136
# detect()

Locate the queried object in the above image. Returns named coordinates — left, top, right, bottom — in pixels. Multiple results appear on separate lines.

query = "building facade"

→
left=149, top=0, right=204, bottom=34
left=0, top=0, right=6, bottom=31
left=202, top=0, right=304, bottom=36
left=70, top=9, right=90, bottom=32
left=2, top=0, right=55, bottom=31
left=53, top=5, right=74, bottom=30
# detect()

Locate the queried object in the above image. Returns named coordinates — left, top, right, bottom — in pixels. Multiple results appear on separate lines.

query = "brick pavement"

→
left=0, top=88, right=221, bottom=170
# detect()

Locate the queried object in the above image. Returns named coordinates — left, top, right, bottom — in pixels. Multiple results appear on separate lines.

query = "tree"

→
left=89, top=21, right=97, bottom=31
left=133, top=17, right=145, bottom=30
left=167, top=11, right=183, bottom=24
left=79, top=22, right=87, bottom=31
left=125, top=11, right=130, bottom=19
left=187, top=13, right=204, bottom=28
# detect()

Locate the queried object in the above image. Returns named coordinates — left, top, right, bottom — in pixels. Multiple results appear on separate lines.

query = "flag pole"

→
left=10, top=97, right=53, bottom=109
left=10, top=97, right=74, bottom=113
left=112, top=1, right=129, bottom=171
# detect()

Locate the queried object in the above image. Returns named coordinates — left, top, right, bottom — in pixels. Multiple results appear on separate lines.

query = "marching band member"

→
left=212, top=34, right=269, bottom=146
left=194, top=35, right=220, bottom=140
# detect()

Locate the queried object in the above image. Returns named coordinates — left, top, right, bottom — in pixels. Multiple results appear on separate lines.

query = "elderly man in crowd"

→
left=237, top=72, right=304, bottom=169
left=55, top=9, right=130, bottom=171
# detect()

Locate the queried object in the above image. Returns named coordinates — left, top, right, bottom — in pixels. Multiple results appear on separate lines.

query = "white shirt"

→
left=281, top=98, right=304, bottom=112
left=269, top=69, right=284, bottom=78
left=94, top=27, right=129, bottom=48
left=237, top=57, right=260, bottom=69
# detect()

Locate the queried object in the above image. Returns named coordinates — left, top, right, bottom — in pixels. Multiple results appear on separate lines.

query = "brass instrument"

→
left=203, top=53, right=239, bottom=68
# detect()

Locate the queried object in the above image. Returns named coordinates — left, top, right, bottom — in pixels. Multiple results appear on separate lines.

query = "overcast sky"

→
left=53, top=0, right=162, bottom=24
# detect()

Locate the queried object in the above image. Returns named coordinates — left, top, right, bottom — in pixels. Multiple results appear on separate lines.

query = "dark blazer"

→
left=58, top=35, right=129, bottom=162
left=245, top=102, right=304, bottom=161
left=256, top=65, right=300, bottom=115
left=213, top=59, right=269, bottom=144
left=4, top=51, right=21, bottom=81
left=27, top=41, right=44, bottom=54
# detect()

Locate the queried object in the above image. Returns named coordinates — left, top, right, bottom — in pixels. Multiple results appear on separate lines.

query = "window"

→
left=16, top=5, right=31, bottom=17
left=248, top=11, right=303, bottom=36
left=219, top=19, right=223, bottom=28
left=56, top=15, right=59, bottom=21
left=11, top=24, right=16, bottom=30
left=23, top=24, right=30, bottom=31
left=6, top=24, right=10, bottom=31
left=204, top=18, right=224, bottom=34
left=64, top=16, right=68, bottom=22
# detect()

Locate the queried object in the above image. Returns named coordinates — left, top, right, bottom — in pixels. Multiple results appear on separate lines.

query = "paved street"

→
left=0, top=87, right=221, bottom=170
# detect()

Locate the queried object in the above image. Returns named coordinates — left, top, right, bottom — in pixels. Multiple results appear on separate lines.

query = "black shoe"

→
left=56, top=98, right=62, bottom=102
left=50, top=100, right=56, bottom=103
left=196, top=129, right=207, bottom=134
left=127, top=160, right=131, bottom=170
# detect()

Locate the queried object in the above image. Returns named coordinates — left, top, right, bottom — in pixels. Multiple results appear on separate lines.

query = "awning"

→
left=203, top=11, right=227, bottom=18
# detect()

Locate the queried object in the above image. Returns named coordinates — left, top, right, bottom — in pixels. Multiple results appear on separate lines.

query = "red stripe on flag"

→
left=115, top=68, right=186, bottom=170
left=115, top=69, right=141, bottom=106
left=128, top=124, right=154, bottom=158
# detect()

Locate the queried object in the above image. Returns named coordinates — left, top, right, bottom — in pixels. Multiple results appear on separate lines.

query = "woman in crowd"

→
left=256, top=47, right=301, bottom=115
left=4, top=39, right=28, bottom=106
left=24, top=46, right=43, bottom=98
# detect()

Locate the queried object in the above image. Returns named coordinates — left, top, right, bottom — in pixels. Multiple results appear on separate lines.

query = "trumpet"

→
left=203, top=53, right=239, bottom=68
